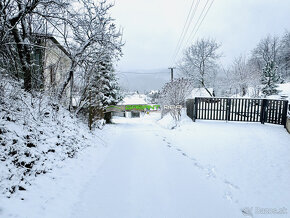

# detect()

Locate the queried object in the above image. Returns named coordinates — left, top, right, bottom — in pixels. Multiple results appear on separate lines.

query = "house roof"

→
left=32, top=33, right=71, bottom=59
left=118, top=94, right=148, bottom=105
left=187, top=88, right=213, bottom=99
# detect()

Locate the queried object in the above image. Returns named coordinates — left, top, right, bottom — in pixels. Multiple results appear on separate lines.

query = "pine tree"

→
left=261, top=60, right=281, bottom=96
left=96, top=56, right=122, bottom=107
left=89, top=54, right=123, bottom=123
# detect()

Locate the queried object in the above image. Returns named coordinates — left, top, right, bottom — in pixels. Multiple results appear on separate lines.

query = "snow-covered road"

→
left=1, top=112, right=289, bottom=218
left=70, top=116, right=243, bottom=218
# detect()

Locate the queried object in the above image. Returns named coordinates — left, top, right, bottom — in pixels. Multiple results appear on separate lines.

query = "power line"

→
left=184, top=0, right=211, bottom=47
left=171, top=0, right=201, bottom=66
left=171, top=0, right=215, bottom=65
left=170, top=0, right=198, bottom=65
left=184, top=0, right=215, bottom=48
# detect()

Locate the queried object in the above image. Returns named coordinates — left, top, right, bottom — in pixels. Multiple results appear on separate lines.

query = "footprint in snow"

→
left=182, top=152, right=187, bottom=156
left=223, top=191, right=233, bottom=202
left=241, top=207, right=254, bottom=217
left=194, top=162, right=203, bottom=169
left=205, top=167, right=216, bottom=178
left=224, top=180, right=239, bottom=190
left=176, top=148, right=182, bottom=151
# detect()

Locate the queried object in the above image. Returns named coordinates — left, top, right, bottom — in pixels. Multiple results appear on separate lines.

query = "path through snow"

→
left=1, top=112, right=289, bottom=218
left=70, top=115, right=243, bottom=218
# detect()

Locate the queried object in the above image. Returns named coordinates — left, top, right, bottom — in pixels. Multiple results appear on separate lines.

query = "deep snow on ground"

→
left=268, top=82, right=290, bottom=102
left=0, top=78, right=105, bottom=197
left=157, top=112, right=290, bottom=215
left=1, top=112, right=289, bottom=218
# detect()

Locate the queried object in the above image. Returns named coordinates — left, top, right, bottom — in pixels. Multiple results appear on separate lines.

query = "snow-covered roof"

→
left=278, top=82, right=290, bottom=101
left=118, top=94, right=148, bottom=105
left=186, top=88, right=213, bottom=99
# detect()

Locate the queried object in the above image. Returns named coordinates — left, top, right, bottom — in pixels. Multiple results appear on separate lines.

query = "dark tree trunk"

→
left=11, top=27, right=32, bottom=91
left=104, top=112, right=112, bottom=124
left=59, top=61, right=76, bottom=99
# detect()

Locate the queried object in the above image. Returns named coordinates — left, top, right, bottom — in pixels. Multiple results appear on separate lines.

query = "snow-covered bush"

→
left=0, top=76, right=98, bottom=197
left=157, top=109, right=192, bottom=129
left=159, top=78, right=193, bottom=121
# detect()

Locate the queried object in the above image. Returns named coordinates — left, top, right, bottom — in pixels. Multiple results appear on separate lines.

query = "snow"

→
left=1, top=111, right=289, bottom=218
left=148, top=90, right=159, bottom=95
left=277, top=82, right=290, bottom=101
left=231, top=82, right=290, bottom=101
left=0, top=78, right=104, bottom=197
left=157, top=111, right=290, bottom=216
left=157, top=109, right=192, bottom=129
left=157, top=113, right=176, bottom=129
left=187, top=88, right=213, bottom=99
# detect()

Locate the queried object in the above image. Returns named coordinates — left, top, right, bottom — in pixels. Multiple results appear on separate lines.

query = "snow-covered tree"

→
left=0, top=0, right=123, bottom=100
left=261, top=60, right=281, bottom=96
left=78, top=52, right=123, bottom=124
left=0, top=0, right=67, bottom=91
left=178, top=38, right=221, bottom=96
left=223, top=55, right=261, bottom=97
left=160, top=78, right=193, bottom=121
left=280, top=31, right=290, bottom=81
left=57, top=0, right=123, bottom=102
left=92, top=55, right=123, bottom=108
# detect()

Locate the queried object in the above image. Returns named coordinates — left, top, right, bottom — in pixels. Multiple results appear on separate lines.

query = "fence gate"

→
left=186, top=97, right=289, bottom=127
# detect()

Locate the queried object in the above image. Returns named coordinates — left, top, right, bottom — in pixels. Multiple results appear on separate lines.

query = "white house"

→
left=115, top=93, right=148, bottom=118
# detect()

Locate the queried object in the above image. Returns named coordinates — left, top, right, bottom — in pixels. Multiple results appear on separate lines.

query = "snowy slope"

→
left=0, top=78, right=103, bottom=198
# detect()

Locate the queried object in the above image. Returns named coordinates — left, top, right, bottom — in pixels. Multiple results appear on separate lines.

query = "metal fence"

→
left=186, top=97, right=289, bottom=127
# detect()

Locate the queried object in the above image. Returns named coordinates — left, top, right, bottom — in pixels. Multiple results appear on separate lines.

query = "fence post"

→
left=194, top=98, right=198, bottom=122
left=186, top=100, right=190, bottom=118
left=186, top=99, right=192, bottom=120
left=226, top=98, right=231, bottom=121
left=186, top=99, right=195, bottom=121
left=260, top=99, right=268, bottom=124
left=282, top=101, right=289, bottom=127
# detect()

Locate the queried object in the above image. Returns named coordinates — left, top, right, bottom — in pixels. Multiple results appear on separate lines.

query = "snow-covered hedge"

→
left=0, top=77, right=99, bottom=197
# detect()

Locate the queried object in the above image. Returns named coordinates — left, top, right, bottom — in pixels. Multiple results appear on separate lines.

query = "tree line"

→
left=177, top=31, right=290, bottom=97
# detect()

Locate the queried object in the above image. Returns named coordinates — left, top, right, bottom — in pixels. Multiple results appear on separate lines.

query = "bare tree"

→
left=55, top=0, right=123, bottom=103
left=0, top=0, right=68, bottom=91
left=280, top=31, right=290, bottom=80
left=178, top=38, right=221, bottom=96
left=251, top=35, right=280, bottom=68
left=0, top=0, right=122, bottom=99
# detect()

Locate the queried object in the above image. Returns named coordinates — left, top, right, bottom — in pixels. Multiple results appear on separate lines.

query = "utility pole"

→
left=168, top=67, right=175, bottom=82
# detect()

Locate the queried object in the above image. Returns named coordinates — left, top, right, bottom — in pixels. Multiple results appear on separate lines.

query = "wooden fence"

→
left=186, top=97, right=289, bottom=127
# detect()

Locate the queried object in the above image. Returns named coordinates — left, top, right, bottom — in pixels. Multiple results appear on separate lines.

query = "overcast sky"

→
left=110, top=0, right=290, bottom=92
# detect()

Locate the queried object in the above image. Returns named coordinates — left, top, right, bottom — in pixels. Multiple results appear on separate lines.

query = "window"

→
left=50, top=65, right=56, bottom=85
